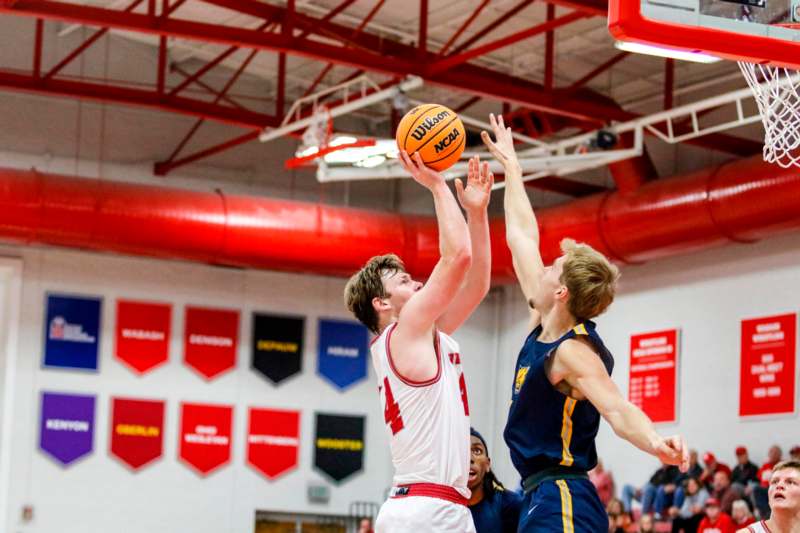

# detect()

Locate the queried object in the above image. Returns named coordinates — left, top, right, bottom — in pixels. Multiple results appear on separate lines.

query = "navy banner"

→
left=313, top=413, right=365, bottom=483
left=251, top=313, right=304, bottom=384
left=317, top=319, right=368, bottom=391
left=44, top=294, right=102, bottom=371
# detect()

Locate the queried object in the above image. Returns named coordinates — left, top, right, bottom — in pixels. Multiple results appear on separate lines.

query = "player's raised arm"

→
left=436, top=155, right=493, bottom=335
left=482, top=114, right=544, bottom=328
left=394, top=151, right=472, bottom=338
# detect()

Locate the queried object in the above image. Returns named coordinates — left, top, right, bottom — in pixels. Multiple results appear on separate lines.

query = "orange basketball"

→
left=395, top=104, right=465, bottom=171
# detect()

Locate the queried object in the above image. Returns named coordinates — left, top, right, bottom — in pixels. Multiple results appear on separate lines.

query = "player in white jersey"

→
left=738, top=461, right=800, bottom=533
left=345, top=152, right=493, bottom=533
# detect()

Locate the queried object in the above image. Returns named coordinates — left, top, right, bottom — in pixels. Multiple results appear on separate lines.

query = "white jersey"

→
left=371, top=322, right=471, bottom=497
left=744, top=521, right=771, bottom=533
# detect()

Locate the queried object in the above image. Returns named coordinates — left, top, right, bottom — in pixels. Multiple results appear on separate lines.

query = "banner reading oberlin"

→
left=317, top=319, right=368, bottom=391
left=179, top=402, right=233, bottom=476
left=39, top=391, right=96, bottom=466
left=44, top=293, right=102, bottom=371
left=251, top=313, right=304, bottom=384
left=740, top=313, right=797, bottom=417
left=110, top=397, right=165, bottom=470
left=115, top=300, right=172, bottom=374
left=247, top=407, right=300, bottom=479
left=184, top=306, right=239, bottom=380
left=314, top=413, right=365, bottom=483
left=628, top=329, right=679, bottom=424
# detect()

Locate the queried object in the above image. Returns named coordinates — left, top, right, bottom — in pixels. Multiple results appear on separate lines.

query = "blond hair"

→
left=344, top=254, right=406, bottom=334
left=559, top=239, right=619, bottom=320
left=773, top=460, right=800, bottom=476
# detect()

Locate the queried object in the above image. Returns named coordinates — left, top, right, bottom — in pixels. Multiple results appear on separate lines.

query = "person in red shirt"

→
left=698, top=498, right=736, bottom=533
left=753, top=445, right=783, bottom=519
left=590, top=459, right=615, bottom=507
left=702, top=452, right=733, bottom=488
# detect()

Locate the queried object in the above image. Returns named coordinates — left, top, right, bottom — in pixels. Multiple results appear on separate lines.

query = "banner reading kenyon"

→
left=40, top=391, right=96, bottom=466
left=317, top=319, right=368, bottom=391
left=313, top=413, right=365, bottom=483
left=44, top=294, right=101, bottom=371
left=251, top=313, right=304, bottom=384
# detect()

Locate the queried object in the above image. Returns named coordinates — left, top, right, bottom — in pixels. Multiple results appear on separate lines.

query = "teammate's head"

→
left=468, top=428, right=504, bottom=501
left=768, top=460, right=800, bottom=514
left=531, top=239, right=619, bottom=321
left=344, top=254, right=422, bottom=334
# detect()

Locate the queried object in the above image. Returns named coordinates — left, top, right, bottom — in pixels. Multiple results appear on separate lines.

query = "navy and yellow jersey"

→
left=503, top=320, right=614, bottom=480
left=469, top=486, right=523, bottom=533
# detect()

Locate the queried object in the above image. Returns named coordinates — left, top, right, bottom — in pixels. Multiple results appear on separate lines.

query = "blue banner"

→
left=317, top=319, right=368, bottom=391
left=44, top=294, right=102, bottom=371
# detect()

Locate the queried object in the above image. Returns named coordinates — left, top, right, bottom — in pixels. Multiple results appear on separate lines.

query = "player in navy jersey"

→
left=481, top=114, right=690, bottom=533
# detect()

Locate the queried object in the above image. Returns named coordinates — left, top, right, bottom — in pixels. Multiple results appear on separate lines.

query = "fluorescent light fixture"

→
left=354, top=155, right=386, bottom=168
left=614, top=40, right=721, bottom=63
left=322, top=138, right=399, bottom=166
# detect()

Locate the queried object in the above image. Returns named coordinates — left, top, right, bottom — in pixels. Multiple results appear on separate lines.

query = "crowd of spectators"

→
left=596, top=443, right=800, bottom=532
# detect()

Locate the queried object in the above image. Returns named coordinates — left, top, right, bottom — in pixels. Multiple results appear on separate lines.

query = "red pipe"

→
left=0, top=156, right=799, bottom=284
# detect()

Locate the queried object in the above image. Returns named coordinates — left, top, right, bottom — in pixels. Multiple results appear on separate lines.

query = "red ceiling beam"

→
left=544, top=4, right=556, bottom=90
left=438, top=0, right=489, bottom=57
left=566, top=51, right=630, bottom=92
left=153, top=130, right=260, bottom=175
left=295, top=0, right=358, bottom=41
left=664, top=58, right=674, bottom=110
left=171, top=65, right=245, bottom=109
left=542, top=0, right=608, bottom=16
left=419, top=0, right=428, bottom=58
left=448, top=0, right=536, bottom=56
left=33, top=18, right=43, bottom=78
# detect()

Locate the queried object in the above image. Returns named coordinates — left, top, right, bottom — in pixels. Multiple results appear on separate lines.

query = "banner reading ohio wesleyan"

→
left=251, top=313, right=304, bottom=384
left=313, top=413, right=364, bottom=483
left=110, top=397, right=165, bottom=471
left=179, top=402, right=233, bottom=476
left=317, top=319, right=368, bottom=391
left=44, top=294, right=102, bottom=371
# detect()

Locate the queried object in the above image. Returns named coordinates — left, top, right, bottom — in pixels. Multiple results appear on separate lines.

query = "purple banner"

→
left=39, top=392, right=96, bottom=466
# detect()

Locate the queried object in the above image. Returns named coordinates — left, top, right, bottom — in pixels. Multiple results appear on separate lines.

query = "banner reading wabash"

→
left=179, top=402, right=233, bottom=476
left=115, top=300, right=172, bottom=374
left=184, top=306, right=239, bottom=380
left=110, top=397, right=165, bottom=471
left=39, top=391, right=95, bottom=466
left=247, top=407, right=300, bottom=479
left=317, top=319, right=368, bottom=391
left=251, top=313, right=304, bottom=384
left=44, top=294, right=101, bottom=371
left=314, top=413, right=364, bottom=483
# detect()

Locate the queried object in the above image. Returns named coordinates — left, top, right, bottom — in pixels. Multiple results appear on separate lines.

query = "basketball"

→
left=395, top=104, right=466, bottom=171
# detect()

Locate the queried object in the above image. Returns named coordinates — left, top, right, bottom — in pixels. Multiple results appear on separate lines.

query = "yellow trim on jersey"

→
left=559, top=397, right=577, bottom=466
left=556, top=479, right=575, bottom=533
left=573, top=323, right=587, bottom=336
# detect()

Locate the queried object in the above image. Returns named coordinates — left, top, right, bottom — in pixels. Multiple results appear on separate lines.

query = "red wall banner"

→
left=110, top=397, right=165, bottom=470
left=115, top=300, right=171, bottom=374
left=184, top=306, right=239, bottom=379
left=628, top=329, right=679, bottom=424
left=740, top=313, right=797, bottom=417
left=247, top=408, right=300, bottom=480
left=179, top=402, right=233, bottom=476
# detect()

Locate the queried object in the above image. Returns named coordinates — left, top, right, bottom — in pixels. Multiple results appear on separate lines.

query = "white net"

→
left=301, top=105, right=332, bottom=151
left=738, top=61, right=800, bottom=168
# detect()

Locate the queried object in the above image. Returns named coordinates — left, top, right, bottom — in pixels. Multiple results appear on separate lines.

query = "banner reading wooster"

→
left=247, top=407, right=300, bottom=479
left=314, top=412, right=365, bottom=483
left=115, top=300, right=172, bottom=374
left=317, top=319, right=368, bottom=391
left=179, top=402, right=233, bottom=476
left=251, top=313, right=304, bottom=384
left=40, top=391, right=95, bottom=466
left=184, top=306, right=239, bottom=380
left=44, top=294, right=101, bottom=371
left=110, top=397, right=165, bottom=471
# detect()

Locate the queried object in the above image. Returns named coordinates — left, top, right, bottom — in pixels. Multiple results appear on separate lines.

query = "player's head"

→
left=468, top=428, right=503, bottom=499
left=531, top=239, right=619, bottom=320
left=768, top=460, right=800, bottom=514
left=344, top=254, right=422, bottom=334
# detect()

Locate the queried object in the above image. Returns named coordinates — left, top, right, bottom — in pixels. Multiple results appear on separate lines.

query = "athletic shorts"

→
left=375, top=486, right=476, bottom=533
left=517, top=478, right=606, bottom=533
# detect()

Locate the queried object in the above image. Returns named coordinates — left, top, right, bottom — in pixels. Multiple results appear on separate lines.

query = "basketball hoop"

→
left=739, top=56, right=800, bottom=168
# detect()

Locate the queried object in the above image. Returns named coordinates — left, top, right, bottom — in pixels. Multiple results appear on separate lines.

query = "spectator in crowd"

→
left=607, top=498, right=632, bottom=533
left=357, top=517, right=373, bottom=533
left=731, top=447, right=759, bottom=491
left=701, top=452, right=732, bottom=489
left=623, top=463, right=681, bottom=515
left=638, top=513, right=656, bottom=533
left=670, top=476, right=709, bottom=533
left=591, top=459, right=616, bottom=507
left=712, top=470, right=744, bottom=515
left=789, top=446, right=800, bottom=462
left=730, top=499, right=755, bottom=529
left=467, top=429, right=522, bottom=533
left=739, top=460, right=800, bottom=533
left=671, top=449, right=705, bottom=511
left=654, top=465, right=684, bottom=519
left=753, top=445, right=783, bottom=519
left=698, top=498, right=736, bottom=533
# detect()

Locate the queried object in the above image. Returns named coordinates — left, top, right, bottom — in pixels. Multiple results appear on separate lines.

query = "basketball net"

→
left=738, top=60, right=800, bottom=168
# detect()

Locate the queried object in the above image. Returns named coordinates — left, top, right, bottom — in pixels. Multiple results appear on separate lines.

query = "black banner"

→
left=314, top=413, right=365, bottom=483
left=251, top=313, right=304, bottom=384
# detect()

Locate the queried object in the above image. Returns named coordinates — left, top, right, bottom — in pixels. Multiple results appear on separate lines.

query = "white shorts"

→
left=375, top=496, right=476, bottom=533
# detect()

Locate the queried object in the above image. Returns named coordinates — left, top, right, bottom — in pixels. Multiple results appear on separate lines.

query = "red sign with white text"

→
left=740, top=313, right=796, bottom=417
left=179, top=402, right=233, bottom=476
left=247, top=408, right=300, bottom=480
left=115, top=300, right=171, bottom=374
left=629, top=329, right=679, bottom=423
left=184, top=306, right=239, bottom=379
left=110, top=397, right=165, bottom=470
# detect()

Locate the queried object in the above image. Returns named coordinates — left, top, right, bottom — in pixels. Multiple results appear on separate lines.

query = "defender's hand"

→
left=455, top=155, right=493, bottom=214
left=481, top=113, right=521, bottom=173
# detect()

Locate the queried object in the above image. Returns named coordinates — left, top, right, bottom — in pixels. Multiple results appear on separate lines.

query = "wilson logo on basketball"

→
left=434, top=128, right=460, bottom=153
left=410, top=110, right=451, bottom=141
